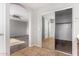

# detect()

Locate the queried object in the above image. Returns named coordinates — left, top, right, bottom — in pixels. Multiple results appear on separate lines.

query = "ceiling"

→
left=21, top=3, right=60, bottom=10
left=22, top=3, right=52, bottom=10
left=21, top=3, right=73, bottom=12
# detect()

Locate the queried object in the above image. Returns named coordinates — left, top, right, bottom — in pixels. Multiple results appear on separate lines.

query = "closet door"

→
left=55, top=8, right=72, bottom=23
left=55, top=8, right=72, bottom=54
left=55, top=23, right=72, bottom=41
left=42, top=17, right=45, bottom=40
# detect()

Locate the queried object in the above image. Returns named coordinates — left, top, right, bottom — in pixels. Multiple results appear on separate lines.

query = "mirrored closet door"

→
left=42, top=13, right=55, bottom=50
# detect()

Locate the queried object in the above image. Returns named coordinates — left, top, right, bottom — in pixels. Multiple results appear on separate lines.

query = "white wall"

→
left=72, top=4, right=79, bottom=56
left=0, top=3, right=9, bottom=56
left=30, top=10, right=38, bottom=46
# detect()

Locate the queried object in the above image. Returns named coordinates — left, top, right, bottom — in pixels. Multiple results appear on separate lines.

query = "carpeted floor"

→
left=11, top=47, right=70, bottom=56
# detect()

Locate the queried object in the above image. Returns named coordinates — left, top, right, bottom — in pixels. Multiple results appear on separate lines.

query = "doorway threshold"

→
left=55, top=50, right=72, bottom=56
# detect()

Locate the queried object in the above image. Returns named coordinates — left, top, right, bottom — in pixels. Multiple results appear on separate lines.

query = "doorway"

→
left=9, top=4, right=30, bottom=55
left=55, top=8, right=72, bottom=54
left=10, top=20, right=29, bottom=54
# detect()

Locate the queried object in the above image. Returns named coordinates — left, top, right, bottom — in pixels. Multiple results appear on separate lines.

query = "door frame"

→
left=38, top=7, right=74, bottom=55
left=38, top=10, right=55, bottom=48
left=54, top=7, right=74, bottom=55
left=6, top=3, right=32, bottom=56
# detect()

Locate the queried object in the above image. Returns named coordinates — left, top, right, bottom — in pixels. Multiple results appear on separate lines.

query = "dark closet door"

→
left=42, top=16, right=45, bottom=40
left=55, top=8, right=72, bottom=54
left=55, top=8, right=72, bottom=41
left=55, top=8, right=72, bottom=23
left=55, top=23, right=72, bottom=41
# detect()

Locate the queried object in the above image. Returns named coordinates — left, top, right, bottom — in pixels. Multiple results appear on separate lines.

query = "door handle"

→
left=0, top=34, right=4, bottom=36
